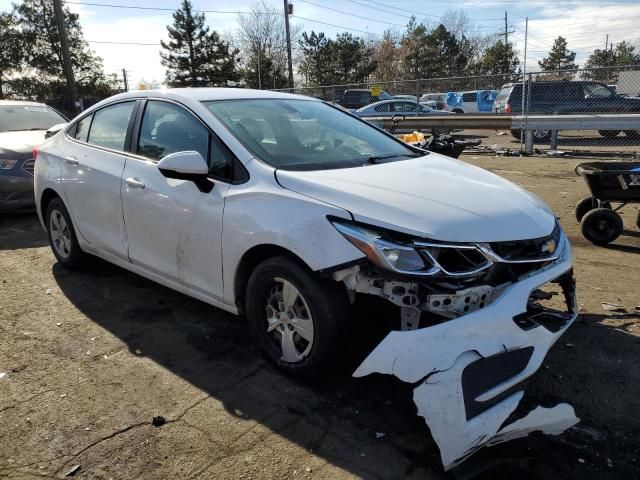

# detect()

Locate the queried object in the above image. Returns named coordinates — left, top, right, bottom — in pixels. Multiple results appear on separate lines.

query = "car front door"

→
left=61, top=100, right=138, bottom=259
left=121, top=100, right=233, bottom=300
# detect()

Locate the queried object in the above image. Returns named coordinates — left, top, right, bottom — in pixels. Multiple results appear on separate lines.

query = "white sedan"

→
left=35, top=88, right=578, bottom=470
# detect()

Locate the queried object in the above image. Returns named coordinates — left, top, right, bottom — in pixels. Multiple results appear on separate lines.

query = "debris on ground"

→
left=64, top=465, right=81, bottom=477
left=45, top=288, right=52, bottom=295
left=0, top=372, right=6, bottom=380
left=375, top=432, right=386, bottom=439
left=601, top=302, right=627, bottom=313
left=152, top=416, right=166, bottom=427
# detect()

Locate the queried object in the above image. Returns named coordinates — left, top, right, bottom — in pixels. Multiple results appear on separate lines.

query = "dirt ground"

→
left=1, top=155, right=639, bottom=480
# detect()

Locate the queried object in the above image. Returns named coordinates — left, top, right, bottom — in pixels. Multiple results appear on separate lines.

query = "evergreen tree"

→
left=331, top=33, right=376, bottom=84
left=0, top=12, right=22, bottom=99
left=478, top=40, right=520, bottom=76
left=298, top=31, right=333, bottom=85
left=161, top=0, right=239, bottom=87
left=583, top=41, right=640, bottom=82
left=8, top=0, right=112, bottom=102
left=401, top=17, right=430, bottom=79
left=538, top=36, right=577, bottom=78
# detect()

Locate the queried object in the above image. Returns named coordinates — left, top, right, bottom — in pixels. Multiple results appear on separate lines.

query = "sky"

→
left=1, top=0, right=639, bottom=88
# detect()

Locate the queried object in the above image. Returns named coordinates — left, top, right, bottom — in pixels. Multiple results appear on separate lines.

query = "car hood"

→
left=0, top=130, right=47, bottom=156
left=275, top=154, right=556, bottom=242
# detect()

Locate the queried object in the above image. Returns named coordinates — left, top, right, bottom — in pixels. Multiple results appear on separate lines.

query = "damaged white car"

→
left=34, top=89, right=578, bottom=470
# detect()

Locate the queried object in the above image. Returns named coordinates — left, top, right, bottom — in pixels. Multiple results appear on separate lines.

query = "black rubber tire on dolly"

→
left=598, top=130, right=621, bottom=138
left=245, top=255, right=351, bottom=378
left=46, top=197, right=85, bottom=269
left=575, top=195, right=611, bottom=222
left=580, top=208, right=623, bottom=245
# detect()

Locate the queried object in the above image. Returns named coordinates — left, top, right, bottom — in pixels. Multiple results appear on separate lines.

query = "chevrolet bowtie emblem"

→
left=541, top=238, right=557, bottom=255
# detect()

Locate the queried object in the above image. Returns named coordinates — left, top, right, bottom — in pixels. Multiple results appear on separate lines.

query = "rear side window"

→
left=75, top=115, right=92, bottom=142
left=374, top=103, right=391, bottom=112
left=137, top=101, right=208, bottom=161
left=87, top=102, right=136, bottom=151
left=462, top=92, right=477, bottom=102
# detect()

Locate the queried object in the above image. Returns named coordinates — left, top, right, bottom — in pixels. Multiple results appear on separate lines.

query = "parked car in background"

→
left=0, top=100, right=67, bottom=211
left=352, top=99, right=454, bottom=134
left=339, top=88, right=393, bottom=109
left=419, top=92, right=446, bottom=110
left=494, top=80, right=640, bottom=140
left=34, top=88, right=578, bottom=470
left=445, top=90, right=497, bottom=113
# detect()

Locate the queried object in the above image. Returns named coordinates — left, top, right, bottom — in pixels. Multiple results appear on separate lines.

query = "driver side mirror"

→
left=157, top=151, right=213, bottom=193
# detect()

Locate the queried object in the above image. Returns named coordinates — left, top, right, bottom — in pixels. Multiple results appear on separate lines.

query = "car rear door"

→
left=121, top=99, right=233, bottom=300
left=61, top=100, right=138, bottom=260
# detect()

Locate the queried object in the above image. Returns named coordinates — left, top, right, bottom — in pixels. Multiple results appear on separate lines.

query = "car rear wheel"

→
left=245, top=255, right=350, bottom=378
left=46, top=197, right=85, bottom=268
left=598, top=130, right=622, bottom=138
left=575, top=195, right=611, bottom=222
left=580, top=208, right=623, bottom=245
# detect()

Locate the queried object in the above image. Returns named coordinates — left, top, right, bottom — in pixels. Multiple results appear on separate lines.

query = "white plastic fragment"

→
left=375, top=432, right=386, bottom=439
left=0, top=372, right=6, bottom=380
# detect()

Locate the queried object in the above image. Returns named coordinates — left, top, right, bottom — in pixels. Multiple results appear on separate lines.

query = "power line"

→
left=298, top=0, right=406, bottom=27
left=342, top=0, right=417, bottom=20
left=291, top=15, right=382, bottom=37
left=65, top=1, right=281, bottom=15
left=87, top=40, right=159, bottom=45
left=364, top=0, right=504, bottom=21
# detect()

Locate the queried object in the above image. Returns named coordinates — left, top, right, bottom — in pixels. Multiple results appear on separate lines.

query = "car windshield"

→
left=0, top=105, right=66, bottom=133
left=204, top=99, right=419, bottom=171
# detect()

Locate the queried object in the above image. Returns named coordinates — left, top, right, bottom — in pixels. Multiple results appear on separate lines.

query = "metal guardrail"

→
left=367, top=113, right=640, bottom=153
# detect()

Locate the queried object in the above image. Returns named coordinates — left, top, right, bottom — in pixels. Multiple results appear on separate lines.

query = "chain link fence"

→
left=275, top=66, right=640, bottom=157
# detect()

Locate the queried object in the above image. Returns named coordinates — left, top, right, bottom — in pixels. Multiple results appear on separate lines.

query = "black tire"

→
left=598, top=130, right=621, bottom=139
left=575, top=195, right=611, bottom=222
left=624, top=130, right=640, bottom=138
left=580, top=208, right=623, bottom=245
left=511, top=129, right=523, bottom=140
left=636, top=209, right=640, bottom=230
left=532, top=129, right=552, bottom=142
left=45, top=197, right=85, bottom=269
left=245, top=255, right=350, bottom=378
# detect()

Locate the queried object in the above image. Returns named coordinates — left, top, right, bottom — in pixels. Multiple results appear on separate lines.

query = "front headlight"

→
left=0, top=159, right=19, bottom=170
left=331, top=220, right=494, bottom=277
left=331, top=220, right=437, bottom=275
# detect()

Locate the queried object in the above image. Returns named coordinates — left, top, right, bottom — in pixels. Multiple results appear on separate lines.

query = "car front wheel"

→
left=245, top=255, right=350, bottom=378
left=46, top=197, right=85, bottom=268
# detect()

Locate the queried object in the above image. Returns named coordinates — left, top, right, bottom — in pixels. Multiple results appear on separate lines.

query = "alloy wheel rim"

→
left=50, top=210, right=71, bottom=259
left=265, top=277, right=314, bottom=363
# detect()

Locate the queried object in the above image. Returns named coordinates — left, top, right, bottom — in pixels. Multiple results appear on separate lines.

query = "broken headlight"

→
left=331, top=220, right=492, bottom=277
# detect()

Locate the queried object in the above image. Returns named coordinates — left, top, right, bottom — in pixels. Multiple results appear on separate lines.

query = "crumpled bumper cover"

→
left=353, top=237, right=579, bottom=470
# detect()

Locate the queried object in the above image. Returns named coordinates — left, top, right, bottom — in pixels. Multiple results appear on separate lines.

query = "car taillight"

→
left=33, top=147, right=38, bottom=160
left=504, top=103, right=512, bottom=114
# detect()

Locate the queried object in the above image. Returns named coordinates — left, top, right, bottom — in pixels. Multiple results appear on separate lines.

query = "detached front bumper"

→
left=353, top=237, right=578, bottom=470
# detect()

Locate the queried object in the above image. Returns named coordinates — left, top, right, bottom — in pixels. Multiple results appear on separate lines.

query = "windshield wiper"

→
left=365, top=152, right=422, bottom=164
left=7, top=128, right=47, bottom=132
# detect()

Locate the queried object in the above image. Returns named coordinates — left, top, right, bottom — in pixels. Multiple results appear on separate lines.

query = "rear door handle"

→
left=125, top=177, right=146, bottom=189
left=64, top=156, right=79, bottom=166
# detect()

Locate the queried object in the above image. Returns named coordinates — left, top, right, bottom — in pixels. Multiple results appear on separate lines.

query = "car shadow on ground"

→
left=0, top=212, right=48, bottom=250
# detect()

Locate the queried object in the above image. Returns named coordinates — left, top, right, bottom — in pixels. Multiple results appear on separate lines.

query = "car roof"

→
left=101, top=87, right=314, bottom=103
left=0, top=100, right=48, bottom=107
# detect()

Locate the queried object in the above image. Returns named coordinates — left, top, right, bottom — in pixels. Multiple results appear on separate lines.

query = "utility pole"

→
left=504, top=11, right=508, bottom=73
left=53, top=0, right=78, bottom=114
left=605, top=34, right=609, bottom=51
left=283, top=0, right=294, bottom=89
left=122, top=68, right=129, bottom=92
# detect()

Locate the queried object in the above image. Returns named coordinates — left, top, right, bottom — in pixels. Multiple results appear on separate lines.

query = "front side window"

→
left=205, top=99, right=418, bottom=171
left=584, top=83, right=613, bottom=98
left=393, top=102, right=417, bottom=113
left=374, top=103, right=391, bottom=112
left=87, top=102, right=136, bottom=151
left=137, top=101, right=208, bottom=161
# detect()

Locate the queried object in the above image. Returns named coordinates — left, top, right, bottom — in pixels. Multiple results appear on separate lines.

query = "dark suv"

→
left=339, top=89, right=393, bottom=110
left=494, top=80, right=640, bottom=140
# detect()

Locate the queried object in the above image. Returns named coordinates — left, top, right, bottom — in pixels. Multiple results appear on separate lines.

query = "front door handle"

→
left=125, top=177, right=145, bottom=189
left=64, top=156, right=79, bottom=166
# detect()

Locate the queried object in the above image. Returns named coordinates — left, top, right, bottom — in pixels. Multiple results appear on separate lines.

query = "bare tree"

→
left=235, top=1, right=300, bottom=88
